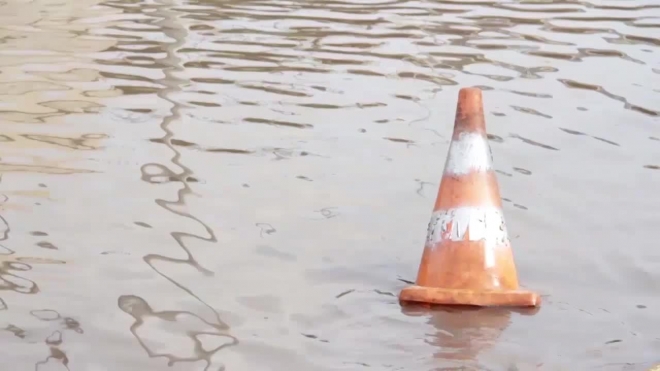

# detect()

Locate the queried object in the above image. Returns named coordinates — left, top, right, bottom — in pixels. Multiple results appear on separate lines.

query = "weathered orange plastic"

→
left=399, top=87, right=541, bottom=308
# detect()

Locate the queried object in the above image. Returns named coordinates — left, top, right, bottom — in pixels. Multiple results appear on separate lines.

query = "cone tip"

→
left=457, top=87, right=483, bottom=110
left=458, top=86, right=483, bottom=98
left=453, top=87, right=486, bottom=133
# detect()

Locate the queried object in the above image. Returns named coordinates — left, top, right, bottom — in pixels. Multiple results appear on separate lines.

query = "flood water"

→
left=0, top=0, right=659, bottom=369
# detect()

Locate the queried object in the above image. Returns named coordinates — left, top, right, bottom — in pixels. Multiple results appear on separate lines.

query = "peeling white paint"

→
left=444, top=132, right=493, bottom=176
left=425, top=207, right=509, bottom=248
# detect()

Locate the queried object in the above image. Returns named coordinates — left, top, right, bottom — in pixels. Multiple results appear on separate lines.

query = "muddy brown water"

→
left=0, top=0, right=659, bottom=370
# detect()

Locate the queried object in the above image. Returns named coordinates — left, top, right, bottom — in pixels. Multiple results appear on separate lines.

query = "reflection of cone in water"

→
left=401, top=304, right=539, bottom=366
left=427, top=307, right=511, bottom=362
left=400, top=87, right=540, bottom=307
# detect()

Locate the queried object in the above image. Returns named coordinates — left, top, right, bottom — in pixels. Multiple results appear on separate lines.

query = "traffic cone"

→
left=399, top=87, right=541, bottom=308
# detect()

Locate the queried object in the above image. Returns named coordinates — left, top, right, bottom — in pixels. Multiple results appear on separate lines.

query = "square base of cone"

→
left=399, top=285, right=541, bottom=308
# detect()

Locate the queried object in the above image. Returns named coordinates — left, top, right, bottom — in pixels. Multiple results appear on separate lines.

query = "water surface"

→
left=0, top=0, right=659, bottom=370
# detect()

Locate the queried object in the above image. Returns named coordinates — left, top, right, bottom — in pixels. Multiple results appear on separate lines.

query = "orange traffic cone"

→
left=399, top=87, right=540, bottom=308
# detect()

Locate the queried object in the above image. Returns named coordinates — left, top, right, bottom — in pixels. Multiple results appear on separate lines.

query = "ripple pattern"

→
left=0, top=0, right=659, bottom=369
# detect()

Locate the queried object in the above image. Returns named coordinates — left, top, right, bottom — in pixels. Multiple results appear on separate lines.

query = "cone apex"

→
left=454, top=87, right=486, bottom=135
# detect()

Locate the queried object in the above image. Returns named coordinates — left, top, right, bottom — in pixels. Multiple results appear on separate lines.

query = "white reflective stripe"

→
left=425, top=207, right=509, bottom=246
left=444, top=132, right=493, bottom=176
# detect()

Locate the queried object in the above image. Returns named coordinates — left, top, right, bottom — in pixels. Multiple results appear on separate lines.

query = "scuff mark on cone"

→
left=426, top=207, right=510, bottom=246
left=444, top=132, right=494, bottom=176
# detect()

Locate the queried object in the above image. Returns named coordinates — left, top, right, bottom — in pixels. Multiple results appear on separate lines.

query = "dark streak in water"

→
left=116, top=85, right=162, bottom=95
left=347, top=69, right=385, bottom=76
left=374, top=289, right=395, bottom=297
left=384, top=137, right=414, bottom=144
left=150, top=138, right=195, bottom=147
left=4, top=324, right=26, bottom=339
left=205, top=148, right=254, bottom=154
left=507, top=90, right=553, bottom=98
left=559, top=79, right=659, bottom=117
left=397, top=71, right=457, bottom=85
left=560, top=128, right=587, bottom=135
left=510, top=105, right=552, bottom=119
left=336, top=289, right=355, bottom=299
left=150, top=137, right=253, bottom=154
left=243, top=117, right=312, bottom=129
left=357, top=102, right=387, bottom=108
left=526, top=50, right=581, bottom=61
left=487, top=134, right=504, bottom=143
left=226, top=65, right=329, bottom=73
left=298, top=103, right=342, bottom=109
left=191, top=77, right=234, bottom=85
left=239, top=83, right=311, bottom=97
left=513, top=167, right=532, bottom=175
left=189, top=101, right=221, bottom=107
left=36, top=242, right=58, bottom=250
left=394, top=94, right=419, bottom=101
left=592, top=136, right=620, bottom=146
left=511, top=134, right=559, bottom=151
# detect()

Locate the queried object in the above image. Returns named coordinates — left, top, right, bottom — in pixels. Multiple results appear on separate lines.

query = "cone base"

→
left=399, top=285, right=541, bottom=308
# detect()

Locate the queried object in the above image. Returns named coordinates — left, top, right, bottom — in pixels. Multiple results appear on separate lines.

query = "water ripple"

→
left=1, top=0, right=659, bottom=369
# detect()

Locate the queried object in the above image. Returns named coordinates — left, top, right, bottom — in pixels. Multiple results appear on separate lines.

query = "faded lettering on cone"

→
left=444, top=132, right=493, bottom=176
left=425, top=207, right=510, bottom=267
left=423, top=207, right=512, bottom=278
left=426, top=207, right=509, bottom=245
